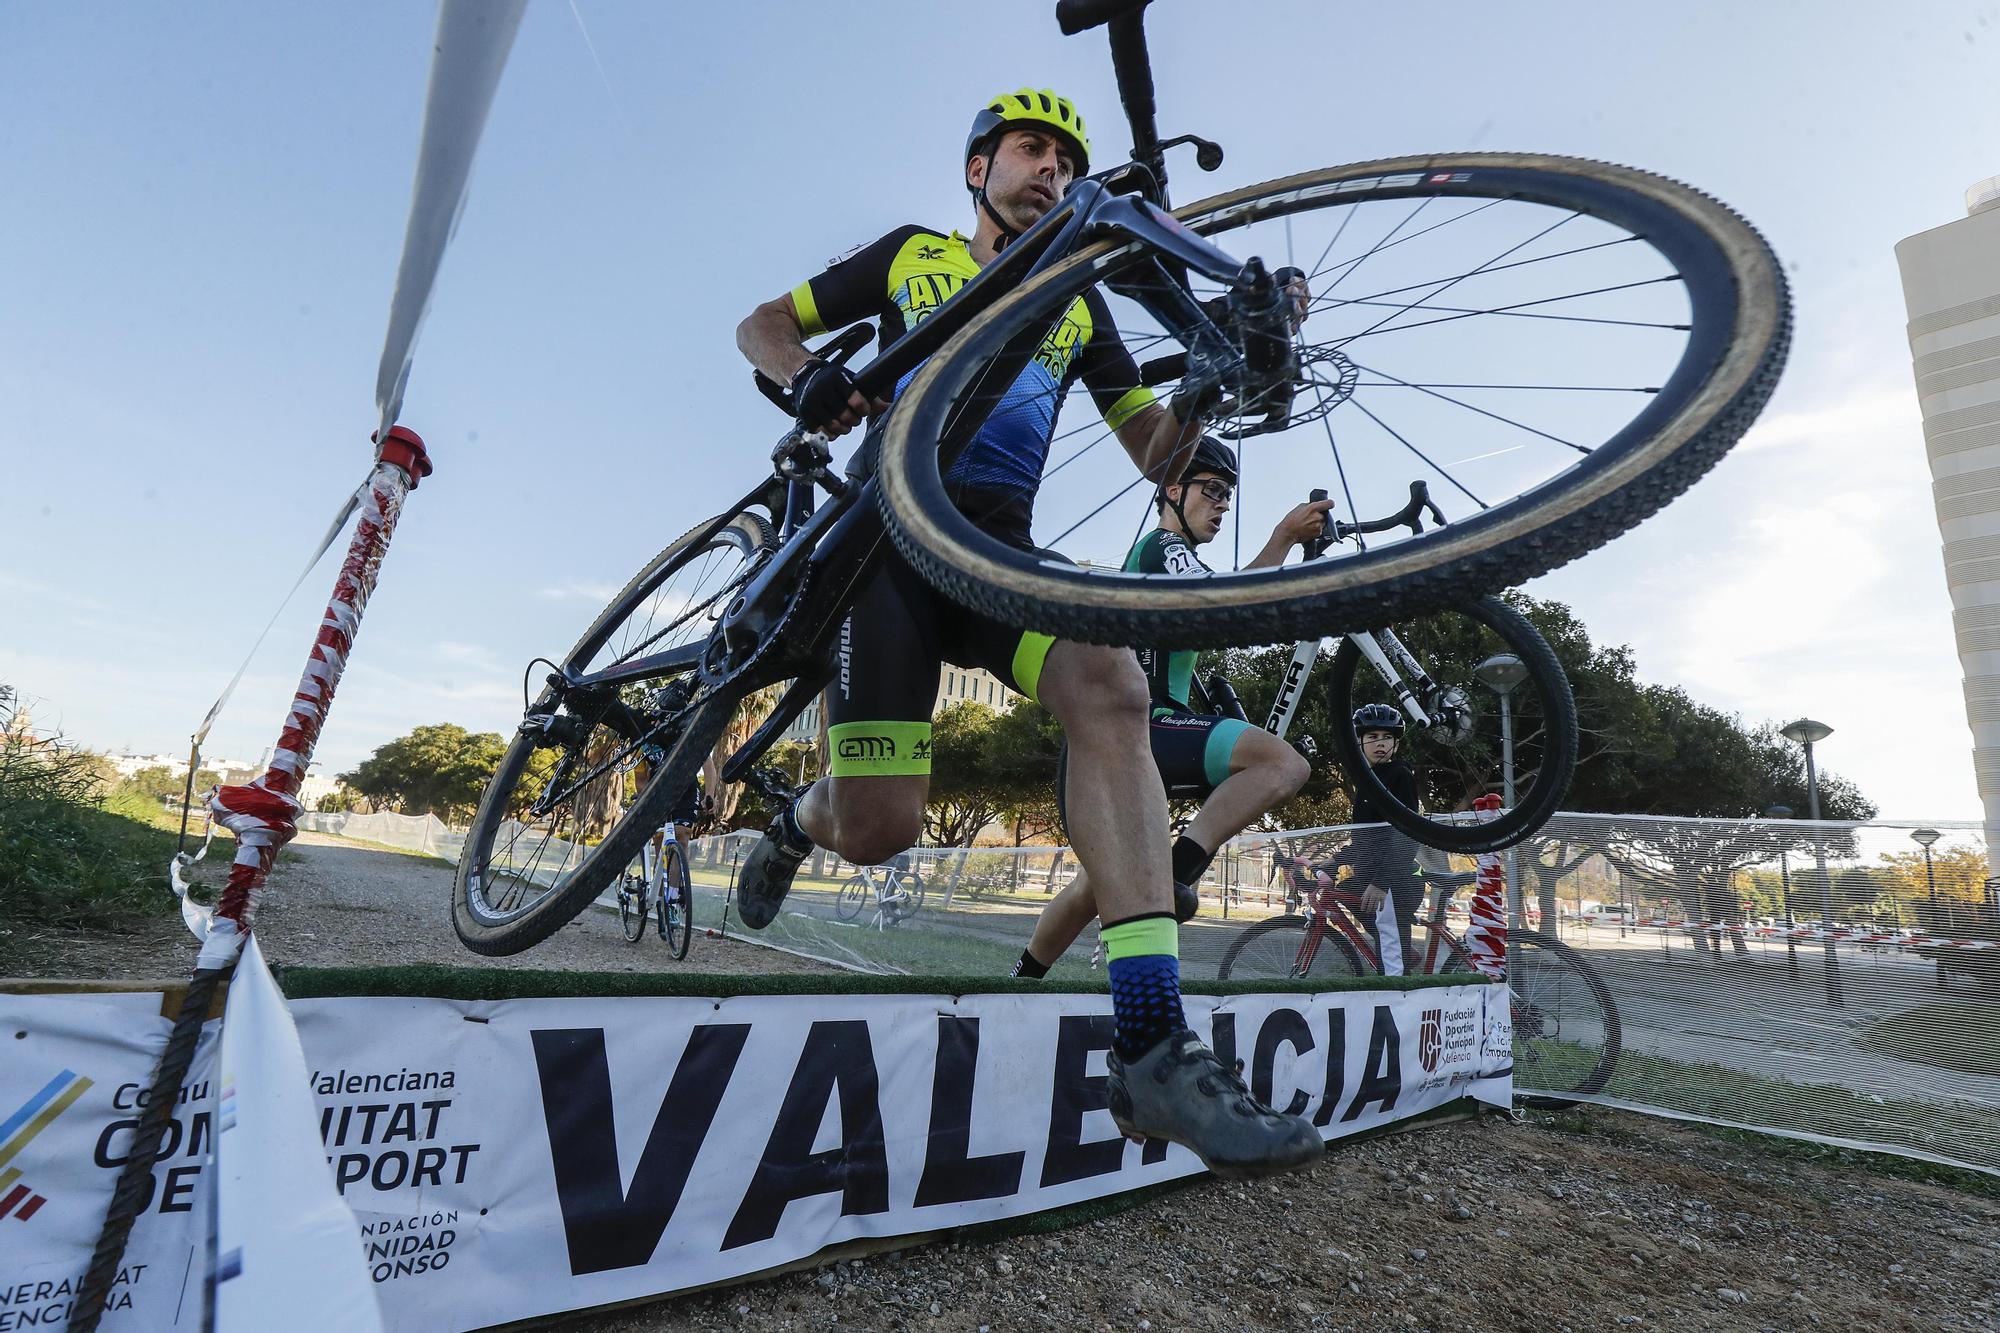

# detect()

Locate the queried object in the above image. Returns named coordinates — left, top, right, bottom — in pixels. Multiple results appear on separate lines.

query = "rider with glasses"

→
left=1015, top=437, right=1334, bottom=976
left=731, top=89, right=1322, bottom=1177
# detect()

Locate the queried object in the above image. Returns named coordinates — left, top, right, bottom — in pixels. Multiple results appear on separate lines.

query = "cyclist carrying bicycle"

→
left=731, top=88, right=1320, bottom=1176
left=1014, top=437, right=1333, bottom=976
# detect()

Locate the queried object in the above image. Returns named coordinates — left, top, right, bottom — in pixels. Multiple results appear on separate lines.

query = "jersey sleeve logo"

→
left=826, top=241, right=869, bottom=267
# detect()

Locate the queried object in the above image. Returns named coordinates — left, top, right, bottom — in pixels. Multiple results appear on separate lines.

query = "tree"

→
left=120, top=764, right=223, bottom=806
left=340, top=724, right=507, bottom=822
left=918, top=701, right=1006, bottom=845
left=315, top=786, right=364, bottom=814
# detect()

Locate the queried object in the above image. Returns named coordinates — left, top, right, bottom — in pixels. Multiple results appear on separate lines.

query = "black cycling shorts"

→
left=824, top=487, right=1056, bottom=778
left=1147, top=704, right=1253, bottom=796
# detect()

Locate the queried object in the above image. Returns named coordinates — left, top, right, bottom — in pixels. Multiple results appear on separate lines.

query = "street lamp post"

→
left=1912, top=827, right=1943, bottom=992
left=1781, top=718, right=1842, bottom=1007
left=1475, top=653, right=1529, bottom=941
left=1911, top=827, right=1941, bottom=909
left=1766, top=805, right=1798, bottom=980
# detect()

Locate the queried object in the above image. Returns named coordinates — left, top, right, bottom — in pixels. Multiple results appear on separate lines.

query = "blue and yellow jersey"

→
left=790, top=225, right=1156, bottom=499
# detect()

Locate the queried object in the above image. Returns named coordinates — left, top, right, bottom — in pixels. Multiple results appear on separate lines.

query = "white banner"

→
left=3, top=984, right=1509, bottom=1332
left=213, top=938, right=384, bottom=1332
left=0, top=992, right=218, bottom=1331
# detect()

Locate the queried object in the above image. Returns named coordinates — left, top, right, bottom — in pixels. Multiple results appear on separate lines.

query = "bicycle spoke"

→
left=1348, top=361, right=1590, bottom=455
left=1312, top=232, right=1645, bottom=316
left=1332, top=211, right=1581, bottom=349
left=1345, top=396, right=1490, bottom=509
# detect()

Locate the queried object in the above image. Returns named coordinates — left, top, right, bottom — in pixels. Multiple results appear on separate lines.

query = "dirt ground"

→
left=11, top=835, right=2000, bottom=1333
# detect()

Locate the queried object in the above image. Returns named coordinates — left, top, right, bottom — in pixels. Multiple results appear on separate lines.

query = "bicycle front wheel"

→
left=1217, top=915, right=1370, bottom=981
left=659, top=843, right=693, bottom=960
left=1327, top=595, right=1577, bottom=852
left=451, top=511, right=773, bottom=957
left=1448, top=929, right=1622, bottom=1108
left=834, top=874, right=871, bottom=922
left=879, top=154, right=1787, bottom=646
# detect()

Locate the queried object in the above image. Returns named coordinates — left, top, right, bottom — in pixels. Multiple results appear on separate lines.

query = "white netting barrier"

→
left=299, top=808, right=2000, bottom=1175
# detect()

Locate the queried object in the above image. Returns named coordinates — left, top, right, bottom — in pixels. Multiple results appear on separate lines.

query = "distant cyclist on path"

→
left=731, top=88, right=1321, bottom=1176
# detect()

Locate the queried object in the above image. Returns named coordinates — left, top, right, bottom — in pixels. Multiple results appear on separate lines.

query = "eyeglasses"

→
left=1184, top=479, right=1233, bottom=505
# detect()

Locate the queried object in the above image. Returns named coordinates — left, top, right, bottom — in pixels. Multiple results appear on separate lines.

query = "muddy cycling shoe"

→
left=1107, top=1029, right=1323, bottom=1180
left=1173, top=879, right=1200, bottom=923
left=734, top=814, right=812, bottom=930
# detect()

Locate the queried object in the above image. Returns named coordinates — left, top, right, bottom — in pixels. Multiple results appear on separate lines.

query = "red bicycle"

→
left=1217, top=850, right=1621, bottom=1107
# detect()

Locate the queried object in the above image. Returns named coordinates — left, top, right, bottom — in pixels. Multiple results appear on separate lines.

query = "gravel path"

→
left=10, top=835, right=2000, bottom=1332
left=5, top=831, right=839, bottom=980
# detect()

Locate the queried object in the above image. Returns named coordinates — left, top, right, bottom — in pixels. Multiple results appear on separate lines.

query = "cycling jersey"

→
left=1123, top=527, right=1206, bottom=707
left=790, top=226, right=1156, bottom=499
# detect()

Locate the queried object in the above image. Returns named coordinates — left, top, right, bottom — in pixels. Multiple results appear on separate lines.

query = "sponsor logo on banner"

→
left=311, top=1064, right=477, bottom=1286
left=1418, top=1009, right=1442, bottom=1073
left=2, top=1069, right=97, bottom=1224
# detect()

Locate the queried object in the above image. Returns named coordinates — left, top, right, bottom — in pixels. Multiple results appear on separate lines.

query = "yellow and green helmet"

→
left=964, top=87, right=1092, bottom=183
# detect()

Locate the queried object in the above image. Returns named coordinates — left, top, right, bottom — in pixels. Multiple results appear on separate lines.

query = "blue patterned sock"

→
left=1102, top=914, right=1186, bottom=1060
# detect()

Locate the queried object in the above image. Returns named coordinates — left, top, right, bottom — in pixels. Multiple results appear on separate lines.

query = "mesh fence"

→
left=294, top=808, right=2000, bottom=1176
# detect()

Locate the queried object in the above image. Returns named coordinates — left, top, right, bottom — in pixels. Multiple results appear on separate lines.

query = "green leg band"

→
left=1010, top=632, right=1056, bottom=704
left=828, top=721, right=933, bottom=776
left=1101, top=915, right=1179, bottom=962
left=1202, top=717, right=1254, bottom=788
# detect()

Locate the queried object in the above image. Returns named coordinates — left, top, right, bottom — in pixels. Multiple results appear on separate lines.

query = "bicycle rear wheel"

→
left=1447, top=929, right=1621, bottom=1108
left=451, top=511, right=772, bottom=956
left=659, top=843, right=693, bottom=960
left=879, top=154, right=1787, bottom=646
left=1327, top=595, right=1576, bottom=852
left=1217, top=915, right=1369, bottom=981
left=618, top=862, right=648, bottom=942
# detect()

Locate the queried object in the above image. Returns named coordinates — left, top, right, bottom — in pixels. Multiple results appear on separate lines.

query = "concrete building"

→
left=780, top=666, right=1018, bottom=745
left=1895, top=175, right=2000, bottom=847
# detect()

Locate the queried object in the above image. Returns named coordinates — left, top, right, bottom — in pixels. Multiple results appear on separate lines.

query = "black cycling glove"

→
left=790, top=358, right=863, bottom=433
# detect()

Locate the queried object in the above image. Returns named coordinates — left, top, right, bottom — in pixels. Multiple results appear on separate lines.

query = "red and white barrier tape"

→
left=1601, top=916, right=1998, bottom=952
left=1463, top=794, right=1508, bottom=981
left=186, top=430, right=431, bottom=968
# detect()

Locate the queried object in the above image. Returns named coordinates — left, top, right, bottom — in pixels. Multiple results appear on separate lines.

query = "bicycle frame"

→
left=1277, top=859, right=1470, bottom=979
left=1263, top=626, right=1447, bottom=743
left=626, top=821, right=688, bottom=911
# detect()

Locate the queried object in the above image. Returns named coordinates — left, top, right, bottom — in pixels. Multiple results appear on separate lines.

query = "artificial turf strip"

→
left=270, top=964, right=1492, bottom=1002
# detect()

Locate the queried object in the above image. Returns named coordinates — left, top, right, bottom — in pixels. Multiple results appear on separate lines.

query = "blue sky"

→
left=3, top=0, right=1997, bottom=820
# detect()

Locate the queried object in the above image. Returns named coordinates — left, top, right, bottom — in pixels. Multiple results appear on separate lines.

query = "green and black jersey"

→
left=790, top=225, right=1156, bottom=500
left=1123, top=527, right=1209, bottom=707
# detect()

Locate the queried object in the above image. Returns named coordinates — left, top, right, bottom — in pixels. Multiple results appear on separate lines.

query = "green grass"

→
left=1579, top=1041, right=2000, bottom=1176
left=1855, top=1001, right=2000, bottom=1078
left=0, top=787, right=189, bottom=955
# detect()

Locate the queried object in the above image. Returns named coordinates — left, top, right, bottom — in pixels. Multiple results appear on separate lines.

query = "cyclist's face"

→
left=1360, top=730, right=1399, bottom=764
left=972, top=129, right=1078, bottom=228
left=1170, top=472, right=1232, bottom=542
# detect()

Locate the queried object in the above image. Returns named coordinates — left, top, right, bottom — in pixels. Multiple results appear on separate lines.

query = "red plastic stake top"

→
left=372, top=424, right=434, bottom=489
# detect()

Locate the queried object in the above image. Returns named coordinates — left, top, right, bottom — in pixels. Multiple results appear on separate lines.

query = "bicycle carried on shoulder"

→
left=1216, top=848, right=1620, bottom=1108
left=451, top=0, right=1788, bottom=957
